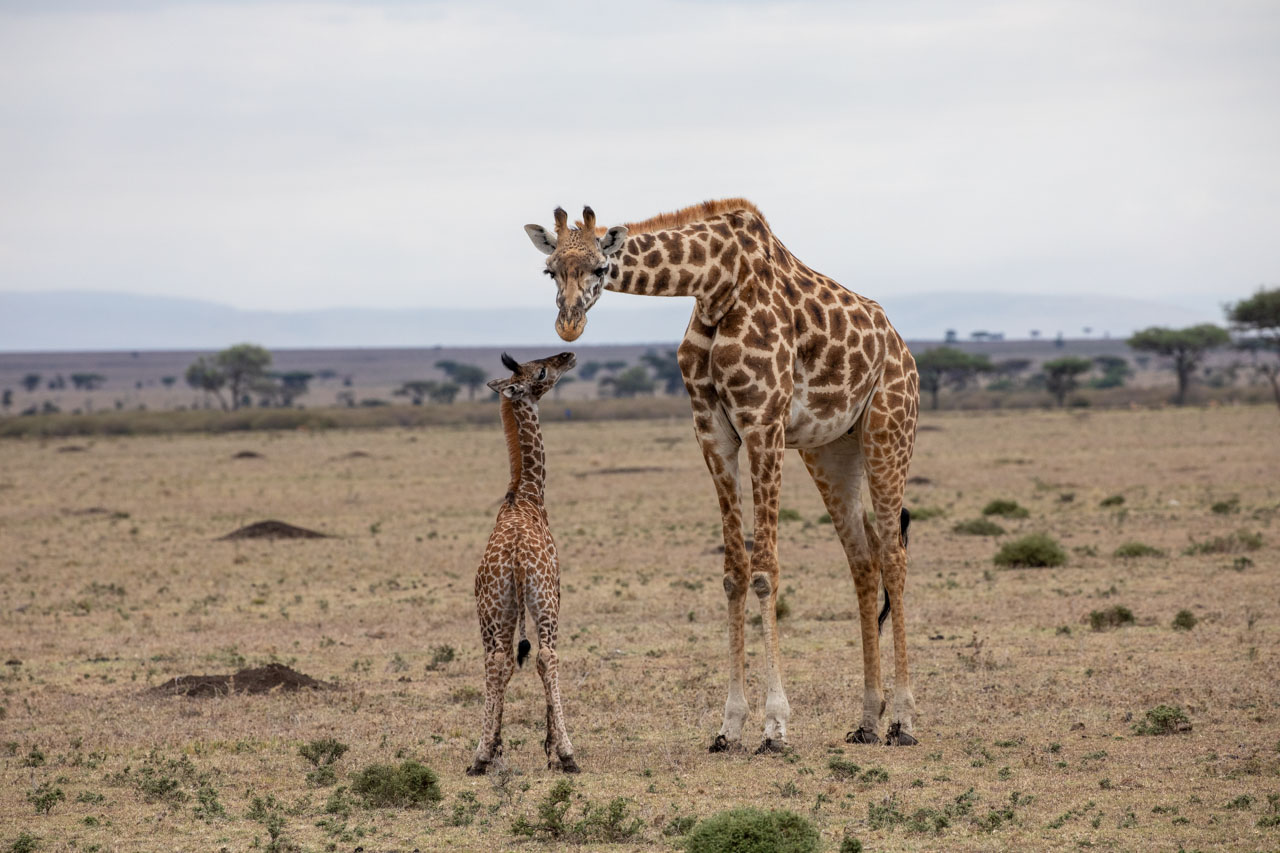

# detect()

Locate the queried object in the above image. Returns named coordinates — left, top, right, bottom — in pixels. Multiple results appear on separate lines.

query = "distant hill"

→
left=0, top=289, right=1216, bottom=352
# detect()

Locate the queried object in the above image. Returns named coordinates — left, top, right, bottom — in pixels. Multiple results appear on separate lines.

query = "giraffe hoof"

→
left=753, top=738, right=787, bottom=755
left=885, top=722, right=918, bottom=746
left=465, top=761, right=488, bottom=776
left=709, top=734, right=738, bottom=753
left=846, top=727, right=880, bottom=745
left=558, top=756, right=580, bottom=774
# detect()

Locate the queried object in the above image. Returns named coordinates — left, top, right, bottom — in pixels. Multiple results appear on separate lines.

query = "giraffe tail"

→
left=876, top=507, right=911, bottom=636
left=516, top=578, right=531, bottom=667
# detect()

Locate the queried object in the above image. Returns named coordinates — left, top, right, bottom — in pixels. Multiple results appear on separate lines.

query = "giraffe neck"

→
left=499, top=395, right=545, bottom=503
left=604, top=211, right=771, bottom=314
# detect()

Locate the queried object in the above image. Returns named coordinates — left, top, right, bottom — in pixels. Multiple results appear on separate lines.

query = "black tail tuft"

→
left=877, top=593, right=891, bottom=635
left=516, top=639, right=531, bottom=668
left=899, top=507, right=911, bottom=548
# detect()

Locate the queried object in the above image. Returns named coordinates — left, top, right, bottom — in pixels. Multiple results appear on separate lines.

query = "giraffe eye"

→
left=537, top=368, right=547, bottom=380
left=593, top=266, right=607, bottom=278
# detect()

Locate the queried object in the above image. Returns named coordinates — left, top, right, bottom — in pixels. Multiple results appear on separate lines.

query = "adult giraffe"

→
left=524, top=200, right=920, bottom=750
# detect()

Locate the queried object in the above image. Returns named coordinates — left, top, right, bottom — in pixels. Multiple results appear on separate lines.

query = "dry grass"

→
left=1, top=405, right=1278, bottom=851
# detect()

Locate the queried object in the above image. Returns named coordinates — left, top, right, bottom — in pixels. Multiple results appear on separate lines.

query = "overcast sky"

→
left=1, top=0, right=1276, bottom=318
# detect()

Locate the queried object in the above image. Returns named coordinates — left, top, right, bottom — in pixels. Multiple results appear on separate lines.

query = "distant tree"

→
left=70, top=373, right=106, bottom=391
left=315, top=369, right=338, bottom=381
left=429, top=382, right=460, bottom=404
left=185, top=357, right=228, bottom=410
left=944, top=329, right=958, bottom=344
left=48, top=374, right=67, bottom=390
left=452, top=365, right=488, bottom=401
left=603, top=360, right=628, bottom=373
left=1054, top=332, right=1065, bottom=349
left=394, top=381, right=436, bottom=405
left=578, top=361, right=603, bottom=381
left=1, top=389, right=11, bottom=411
left=21, top=373, right=41, bottom=393
left=640, top=349, right=686, bottom=395
left=914, top=347, right=993, bottom=410
left=552, top=375, right=577, bottom=400
left=993, top=358, right=1032, bottom=379
left=216, top=344, right=272, bottom=410
left=1030, top=330, right=1041, bottom=339
left=601, top=365, right=655, bottom=398
left=1090, top=355, right=1132, bottom=389
left=277, top=371, right=313, bottom=405
left=1042, top=357, right=1093, bottom=406
left=1128, top=324, right=1230, bottom=405
left=1227, top=286, right=1280, bottom=409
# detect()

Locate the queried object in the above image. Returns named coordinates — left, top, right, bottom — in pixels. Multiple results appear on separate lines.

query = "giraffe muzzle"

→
left=555, top=309, right=586, bottom=342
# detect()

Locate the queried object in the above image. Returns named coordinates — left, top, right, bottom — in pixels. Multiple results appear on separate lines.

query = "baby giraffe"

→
left=467, top=351, right=579, bottom=776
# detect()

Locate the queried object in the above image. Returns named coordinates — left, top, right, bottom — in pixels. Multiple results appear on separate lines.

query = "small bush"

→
left=1133, top=705, right=1192, bottom=736
left=840, top=837, right=864, bottom=853
left=953, top=518, right=1005, bottom=536
left=910, top=506, right=946, bottom=521
left=26, top=783, right=64, bottom=815
left=447, top=791, right=481, bottom=827
left=993, top=533, right=1066, bottom=568
left=1089, top=606, right=1135, bottom=631
left=8, top=833, right=38, bottom=853
left=827, top=757, right=861, bottom=780
left=778, top=508, right=802, bottom=522
left=351, top=760, right=442, bottom=808
left=300, top=738, right=349, bottom=767
left=512, top=780, right=642, bottom=843
left=1172, top=610, right=1198, bottom=631
left=1184, top=529, right=1263, bottom=556
left=1100, top=495, right=1125, bottom=507
left=682, top=808, right=819, bottom=853
left=663, top=815, right=697, bottom=837
left=982, top=499, right=1029, bottom=519
left=1210, top=498, right=1239, bottom=515
left=1113, top=542, right=1165, bottom=559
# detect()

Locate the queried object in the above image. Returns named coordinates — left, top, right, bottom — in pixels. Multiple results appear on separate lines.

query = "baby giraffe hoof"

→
left=754, top=738, right=787, bottom=755
left=885, top=722, right=918, bottom=746
left=465, top=760, right=489, bottom=776
left=709, top=734, right=734, bottom=753
left=556, top=755, right=581, bottom=773
left=846, top=727, right=881, bottom=745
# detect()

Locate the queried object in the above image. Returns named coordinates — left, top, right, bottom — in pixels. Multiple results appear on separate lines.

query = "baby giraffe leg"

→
left=467, top=643, right=515, bottom=775
left=535, top=629, right=577, bottom=772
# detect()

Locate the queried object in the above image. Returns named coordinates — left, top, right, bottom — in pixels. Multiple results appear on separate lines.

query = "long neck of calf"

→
left=500, top=395, right=546, bottom=504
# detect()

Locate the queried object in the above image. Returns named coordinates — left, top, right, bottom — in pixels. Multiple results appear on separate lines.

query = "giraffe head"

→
left=486, top=351, right=577, bottom=401
left=524, top=206, right=628, bottom=342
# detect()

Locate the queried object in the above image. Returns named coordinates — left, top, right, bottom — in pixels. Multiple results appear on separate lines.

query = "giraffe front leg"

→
left=535, top=642, right=579, bottom=773
left=745, top=425, right=790, bottom=754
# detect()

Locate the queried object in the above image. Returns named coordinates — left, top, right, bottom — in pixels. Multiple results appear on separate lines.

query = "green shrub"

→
left=1133, top=705, right=1192, bottom=736
left=8, top=832, right=38, bottom=853
left=839, top=837, right=864, bottom=853
left=827, top=757, right=861, bottom=780
left=26, top=784, right=63, bottom=815
left=351, top=760, right=441, bottom=808
left=1184, top=529, right=1263, bottom=555
left=1113, top=542, right=1164, bottom=558
left=1100, top=495, right=1125, bottom=507
left=512, top=780, right=642, bottom=843
left=1089, top=606, right=1135, bottom=631
left=778, top=508, right=802, bottom=522
left=682, top=808, right=818, bottom=853
left=910, top=506, right=947, bottom=521
left=1210, top=498, right=1239, bottom=515
left=982, top=499, right=1029, bottom=519
left=663, top=815, right=697, bottom=837
left=301, top=738, right=349, bottom=786
left=953, top=518, right=1005, bottom=536
left=1171, top=610, right=1198, bottom=631
left=993, top=533, right=1066, bottom=568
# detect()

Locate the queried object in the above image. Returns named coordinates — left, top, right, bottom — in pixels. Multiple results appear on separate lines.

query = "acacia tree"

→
left=435, top=360, right=487, bottom=401
left=1127, top=324, right=1230, bottom=405
left=21, top=373, right=40, bottom=393
left=1227, top=286, right=1280, bottom=409
left=914, top=347, right=992, bottom=409
left=1041, top=357, right=1093, bottom=406
left=216, top=344, right=272, bottom=410
left=185, top=357, right=228, bottom=410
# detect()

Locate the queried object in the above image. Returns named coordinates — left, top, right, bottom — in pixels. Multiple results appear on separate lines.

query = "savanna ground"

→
left=1, top=405, right=1278, bottom=852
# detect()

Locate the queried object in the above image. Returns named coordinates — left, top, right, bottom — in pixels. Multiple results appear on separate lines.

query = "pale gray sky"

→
left=1, top=0, right=1276, bottom=318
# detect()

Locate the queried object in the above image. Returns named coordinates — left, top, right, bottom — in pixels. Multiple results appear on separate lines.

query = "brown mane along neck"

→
left=583, top=197, right=769, bottom=236
left=499, top=396, right=523, bottom=501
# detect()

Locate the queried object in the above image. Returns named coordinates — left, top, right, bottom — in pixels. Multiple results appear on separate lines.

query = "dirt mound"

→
left=217, top=520, right=330, bottom=540
left=153, top=663, right=329, bottom=697
left=908, top=475, right=933, bottom=485
left=232, top=450, right=264, bottom=459
left=575, top=466, right=667, bottom=478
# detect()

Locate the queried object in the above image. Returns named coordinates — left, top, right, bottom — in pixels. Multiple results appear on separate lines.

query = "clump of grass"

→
left=982, top=499, right=1029, bottom=519
left=1184, top=529, right=1263, bottom=556
left=1113, top=541, right=1165, bottom=558
left=817, top=513, right=832, bottom=524
left=993, top=533, right=1066, bottom=568
left=1100, top=495, right=1125, bottom=507
left=828, top=757, right=861, bottom=780
left=1258, top=794, right=1280, bottom=828
left=192, top=784, right=225, bottom=821
left=1132, top=705, right=1192, bottom=736
left=910, top=506, right=947, bottom=521
left=447, top=791, right=481, bottom=827
left=426, top=644, right=456, bottom=670
left=953, top=518, right=1005, bottom=536
left=350, top=760, right=442, bottom=808
left=681, top=807, right=819, bottom=853
left=300, top=737, right=349, bottom=787
left=1224, top=794, right=1253, bottom=810
left=1210, top=497, right=1239, bottom=515
left=777, top=508, right=802, bottom=523
left=1089, top=606, right=1135, bottom=631
left=663, top=815, right=697, bottom=837
left=1171, top=610, right=1198, bottom=631
left=512, top=779, right=642, bottom=843
left=26, top=783, right=64, bottom=815
left=8, top=832, right=39, bottom=853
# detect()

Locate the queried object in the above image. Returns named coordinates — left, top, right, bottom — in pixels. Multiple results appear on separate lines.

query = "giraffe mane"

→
left=577, top=198, right=770, bottom=236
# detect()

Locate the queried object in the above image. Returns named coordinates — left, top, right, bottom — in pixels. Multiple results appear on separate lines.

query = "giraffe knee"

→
left=750, top=572, right=773, bottom=599
left=723, top=572, right=747, bottom=599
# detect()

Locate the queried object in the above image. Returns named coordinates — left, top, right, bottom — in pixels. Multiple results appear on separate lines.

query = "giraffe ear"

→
left=598, top=226, right=628, bottom=256
left=524, top=224, right=557, bottom=255
left=487, top=377, right=509, bottom=394
left=501, top=383, right=527, bottom=399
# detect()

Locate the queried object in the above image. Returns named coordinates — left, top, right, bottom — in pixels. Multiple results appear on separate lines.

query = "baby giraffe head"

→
left=487, top=351, right=577, bottom=402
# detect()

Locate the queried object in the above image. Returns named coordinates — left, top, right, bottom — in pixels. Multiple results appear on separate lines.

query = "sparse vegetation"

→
left=982, top=499, right=1030, bottom=519
left=1100, top=494, right=1125, bottom=507
left=994, top=533, right=1067, bottom=568
left=953, top=518, right=1006, bottom=536
left=350, top=760, right=441, bottom=808
left=1133, top=705, right=1192, bottom=735
left=1113, top=541, right=1165, bottom=558
left=1184, top=529, right=1263, bottom=555
left=1090, top=606, right=1135, bottom=631
left=1172, top=609, right=1198, bottom=631
left=511, top=779, right=642, bottom=843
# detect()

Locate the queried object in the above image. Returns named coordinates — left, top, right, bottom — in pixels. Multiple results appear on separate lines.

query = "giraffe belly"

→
left=784, top=380, right=874, bottom=449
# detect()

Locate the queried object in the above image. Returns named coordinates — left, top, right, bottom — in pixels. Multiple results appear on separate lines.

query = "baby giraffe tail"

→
left=516, top=586, right=531, bottom=667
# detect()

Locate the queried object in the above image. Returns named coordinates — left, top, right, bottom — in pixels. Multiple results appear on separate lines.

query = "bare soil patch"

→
left=152, top=663, right=329, bottom=697
left=232, top=450, right=264, bottom=459
left=216, top=519, right=329, bottom=540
